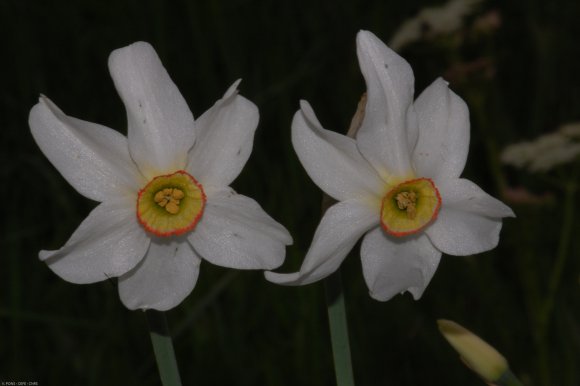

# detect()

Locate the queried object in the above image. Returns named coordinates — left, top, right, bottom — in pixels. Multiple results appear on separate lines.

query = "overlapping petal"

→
left=426, top=178, right=515, bottom=256
left=40, top=199, right=150, bottom=284
left=412, top=78, right=470, bottom=181
left=187, top=80, right=259, bottom=187
left=356, top=30, right=416, bottom=178
left=361, top=228, right=441, bottom=300
left=265, top=199, right=378, bottom=285
left=188, top=189, right=292, bottom=270
left=118, top=239, right=201, bottom=311
left=29, top=97, right=143, bottom=202
left=108, top=41, right=195, bottom=178
left=292, top=100, right=384, bottom=202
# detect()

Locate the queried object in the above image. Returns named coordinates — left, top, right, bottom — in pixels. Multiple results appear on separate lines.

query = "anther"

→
left=153, top=188, right=185, bottom=214
left=396, top=191, right=417, bottom=219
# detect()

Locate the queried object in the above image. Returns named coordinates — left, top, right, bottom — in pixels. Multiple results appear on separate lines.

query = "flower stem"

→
left=539, top=179, right=577, bottom=334
left=318, top=96, right=364, bottom=386
left=324, top=270, right=355, bottom=386
left=145, top=310, right=183, bottom=386
left=532, top=179, right=577, bottom=385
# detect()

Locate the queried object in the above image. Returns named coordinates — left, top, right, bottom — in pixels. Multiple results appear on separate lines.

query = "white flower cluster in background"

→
left=501, top=123, right=580, bottom=173
left=389, top=0, right=483, bottom=50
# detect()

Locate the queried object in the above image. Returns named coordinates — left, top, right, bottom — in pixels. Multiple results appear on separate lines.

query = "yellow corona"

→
left=137, top=170, right=206, bottom=237
left=380, top=178, right=441, bottom=237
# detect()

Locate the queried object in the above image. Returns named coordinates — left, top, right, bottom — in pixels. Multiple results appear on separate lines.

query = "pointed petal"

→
left=355, top=30, right=415, bottom=177
left=29, top=97, right=142, bottom=202
left=426, top=178, right=514, bottom=256
left=187, top=80, right=258, bottom=187
left=265, top=199, right=378, bottom=285
left=412, top=78, right=470, bottom=180
left=361, top=227, right=441, bottom=300
left=118, top=240, right=201, bottom=311
left=108, top=42, right=195, bottom=177
left=40, top=199, right=150, bottom=284
left=188, top=188, right=292, bottom=270
left=292, top=100, right=384, bottom=201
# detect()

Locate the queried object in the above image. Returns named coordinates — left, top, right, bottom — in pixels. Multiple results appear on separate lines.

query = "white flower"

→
left=501, top=122, right=580, bottom=172
left=29, top=42, right=292, bottom=311
left=389, top=0, right=483, bottom=50
left=266, top=31, right=513, bottom=301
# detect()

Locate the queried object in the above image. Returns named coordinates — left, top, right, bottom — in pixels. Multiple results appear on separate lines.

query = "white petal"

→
left=438, top=178, right=515, bottom=217
left=40, top=199, right=150, bottom=284
left=355, top=30, right=415, bottom=177
left=29, top=97, right=143, bottom=202
left=188, top=188, right=292, bottom=270
left=361, top=227, right=441, bottom=301
left=412, top=78, right=470, bottom=180
left=265, top=199, right=378, bottom=285
left=406, top=105, right=420, bottom=159
left=187, top=80, right=258, bottom=187
left=292, top=100, right=384, bottom=201
left=118, top=240, right=201, bottom=311
left=426, top=178, right=514, bottom=256
left=108, top=42, right=195, bottom=177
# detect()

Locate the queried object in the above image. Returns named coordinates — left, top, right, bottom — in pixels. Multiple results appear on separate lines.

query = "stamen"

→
left=153, top=188, right=185, bottom=214
left=395, top=191, right=417, bottom=219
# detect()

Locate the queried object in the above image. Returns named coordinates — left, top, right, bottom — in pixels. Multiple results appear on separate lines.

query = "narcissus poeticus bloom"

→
left=266, top=30, right=513, bottom=301
left=30, top=42, right=291, bottom=311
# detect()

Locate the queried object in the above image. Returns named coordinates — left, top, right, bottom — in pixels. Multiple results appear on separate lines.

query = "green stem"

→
left=145, top=310, right=183, bottom=386
left=318, top=97, right=364, bottom=386
left=538, top=179, right=577, bottom=336
left=324, top=270, right=355, bottom=386
left=533, top=179, right=577, bottom=385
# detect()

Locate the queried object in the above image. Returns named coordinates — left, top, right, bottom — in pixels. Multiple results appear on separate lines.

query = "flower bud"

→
left=438, top=319, right=509, bottom=382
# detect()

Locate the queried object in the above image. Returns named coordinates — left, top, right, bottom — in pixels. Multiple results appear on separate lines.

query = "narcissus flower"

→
left=266, top=30, right=513, bottom=301
left=30, top=42, right=291, bottom=311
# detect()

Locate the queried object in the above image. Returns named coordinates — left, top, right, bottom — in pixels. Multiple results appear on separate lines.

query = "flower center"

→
left=380, top=178, right=441, bottom=237
left=137, top=170, right=206, bottom=237
left=154, top=188, right=185, bottom=214
left=395, top=191, right=417, bottom=219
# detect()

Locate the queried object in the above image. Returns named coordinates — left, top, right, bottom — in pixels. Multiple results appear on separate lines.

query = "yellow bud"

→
left=438, top=319, right=509, bottom=382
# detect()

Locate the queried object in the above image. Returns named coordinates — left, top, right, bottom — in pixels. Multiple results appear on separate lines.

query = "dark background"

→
left=1, top=0, right=580, bottom=385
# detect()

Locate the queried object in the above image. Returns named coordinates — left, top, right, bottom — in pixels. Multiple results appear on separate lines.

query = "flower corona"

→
left=137, top=170, right=206, bottom=237
left=380, top=178, right=441, bottom=237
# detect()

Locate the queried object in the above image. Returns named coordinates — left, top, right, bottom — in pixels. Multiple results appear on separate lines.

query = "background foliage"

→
left=1, top=0, right=580, bottom=385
